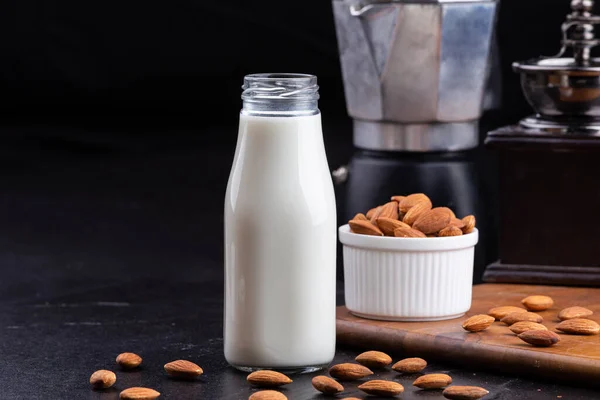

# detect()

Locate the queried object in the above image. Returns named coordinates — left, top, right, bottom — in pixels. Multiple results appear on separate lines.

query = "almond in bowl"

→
left=340, top=194, right=478, bottom=322
left=348, top=194, right=476, bottom=238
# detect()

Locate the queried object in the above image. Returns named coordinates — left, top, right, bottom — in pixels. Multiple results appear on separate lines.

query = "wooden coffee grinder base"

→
left=484, top=124, right=600, bottom=286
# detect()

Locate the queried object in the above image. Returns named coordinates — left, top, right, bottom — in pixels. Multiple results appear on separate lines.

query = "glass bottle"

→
left=224, top=74, right=337, bottom=373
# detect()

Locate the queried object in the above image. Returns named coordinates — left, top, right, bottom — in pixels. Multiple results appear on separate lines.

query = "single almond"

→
left=394, top=227, right=426, bottom=238
left=119, top=387, right=160, bottom=400
left=438, top=207, right=456, bottom=219
left=392, top=357, right=427, bottom=373
left=352, top=213, right=368, bottom=221
left=376, top=217, right=411, bottom=236
left=248, top=390, right=287, bottom=400
left=391, top=195, right=406, bottom=203
left=372, top=201, right=399, bottom=222
left=90, top=370, right=116, bottom=389
left=413, top=374, right=453, bottom=389
left=246, top=370, right=292, bottom=387
left=349, top=220, right=383, bottom=236
left=448, top=218, right=466, bottom=229
left=488, top=306, right=527, bottom=320
left=366, top=206, right=381, bottom=220
left=556, top=318, right=600, bottom=335
left=358, top=380, right=404, bottom=396
left=439, top=226, right=463, bottom=237
left=399, top=193, right=432, bottom=213
left=443, top=386, right=489, bottom=400
left=521, top=295, right=554, bottom=311
left=329, top=363, right=373, bottom=381
left=501, top=312, right=543, bottom=326
left=402, top=200, right=432, bottom=226
left=518, top=330, right=560, bottom=347
left=462, top=314, right=495, bottom=332
left=462, top=215, right=476, bottom=234
left=116, top=352, right=142, bottom=369
left=164, top=360, right=203, bottom=379
left=509, top=321, right=548, bottom=335
left=355, top=350, right=392, bottom=368
left=558, top=306, right=594, bottom=321
left=311, top=376, right=344, bottom=395
left=413, top=207, right=453, bottom=234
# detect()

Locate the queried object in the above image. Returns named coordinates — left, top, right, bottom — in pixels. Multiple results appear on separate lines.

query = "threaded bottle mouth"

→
left=242, top=73, right=319, bottom=101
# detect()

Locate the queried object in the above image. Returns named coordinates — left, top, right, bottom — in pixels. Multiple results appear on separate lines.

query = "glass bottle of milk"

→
left=224, top=74, right=337, bottom=373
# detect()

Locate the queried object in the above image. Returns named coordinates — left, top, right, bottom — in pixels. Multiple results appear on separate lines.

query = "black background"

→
left=0, top=0, right=576, bottom=123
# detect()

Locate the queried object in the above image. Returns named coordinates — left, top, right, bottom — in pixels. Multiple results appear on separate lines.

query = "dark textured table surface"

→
left=0, top=121, right=599, bottom=399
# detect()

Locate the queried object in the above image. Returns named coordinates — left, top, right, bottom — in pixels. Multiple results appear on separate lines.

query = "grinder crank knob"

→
left=571, top=0, right=594, bottom=13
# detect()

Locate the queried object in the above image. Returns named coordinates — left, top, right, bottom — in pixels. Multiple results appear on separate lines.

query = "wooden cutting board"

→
left=337, top=283, right=600, bottom=386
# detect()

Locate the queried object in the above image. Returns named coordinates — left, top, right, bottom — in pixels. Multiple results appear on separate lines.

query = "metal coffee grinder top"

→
left=332, top=0, right=498, bottom=152
left=513, top=0, right=600, bottom=132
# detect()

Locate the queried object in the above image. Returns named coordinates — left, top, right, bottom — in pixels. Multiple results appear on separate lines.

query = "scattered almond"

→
left=462, top=314, right=495, bottom=332
left=518, top=330, right=560, bottom=347
left=391, top=195, right=406, bottom=203
left=443, top=386, right=489, bottom=400
left=116, top=352, right=142, bottom=369
left=399, top=193, right=431, bottom=213
left=349, top=220, right=383, bottom=236
left=462, top=215, right=476, bottom=234
left=164, top=360, right=203, bottom=379
left=366, top=206, right=381, bottom=220
left=376, top=217, right=411, bottom=236
left=119, top=387, right=160, bottom=400
left=355, top=350, right=392, bottom=368
left=413, top=207, right=453, bottom=234
left=439, top=226, right=463, bottom=237
left=509, top=321, right=548, bottom=335
left=329, top=363, right=373, bottom=381
left=394, top=227, right=427, bottom=238
left=402, top=200, right=432, bottom=226
left=448, top=218, right=466, bottom=229
left=358, top=380, right=404, bottom=396
left=556, top=318, right=600, bottom=335
left=521, top=295, right=554, bottom=311
left=353, top=213, right=368, bottom=221
left=413, top=374, right=453, bottom=389
left=488, top=306, right=527, bottom=320
left=558, top=306, right=593, bottom=321
left=89, top=370, right=116, bottom=389
left=392, top=358, right=427, bottom=373
left=311, top=375, right=343, bottom=395
left=249, top=390, right=287, bottom=400
left=501, top=312, right=543, bottom=326
left=246, top=370, right=292, bottom=387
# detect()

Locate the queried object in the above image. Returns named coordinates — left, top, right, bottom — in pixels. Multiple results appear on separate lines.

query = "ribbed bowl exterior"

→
left=339, top=225, right=478, bottom=321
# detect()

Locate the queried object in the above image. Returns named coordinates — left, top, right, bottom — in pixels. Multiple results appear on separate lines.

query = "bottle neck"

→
left=241, top=73, right=320, bottom=117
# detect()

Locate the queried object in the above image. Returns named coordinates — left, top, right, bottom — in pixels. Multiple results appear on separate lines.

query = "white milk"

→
left=224, top=112, right=337, bottom=371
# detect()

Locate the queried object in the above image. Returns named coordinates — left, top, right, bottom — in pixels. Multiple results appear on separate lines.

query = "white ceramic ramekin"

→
left=339, top=224, right=479, bottom=322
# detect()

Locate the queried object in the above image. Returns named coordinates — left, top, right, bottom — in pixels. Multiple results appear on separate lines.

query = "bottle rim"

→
left=242, top=73, right=319, bottom=101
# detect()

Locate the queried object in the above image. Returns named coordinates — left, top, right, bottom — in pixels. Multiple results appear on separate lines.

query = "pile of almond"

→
left=89, top=352, right=203, bottom=399
left=247, top=351, right=489, bottom=399
left=460, top=294, right=599, bottom=347
left=348, top=193, right=475, bottom=238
